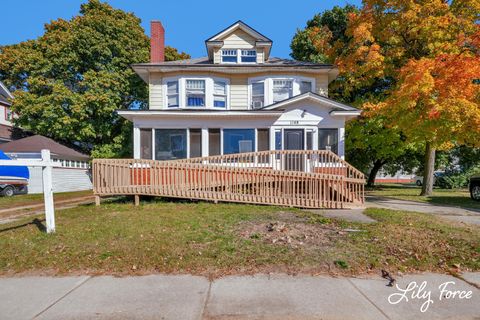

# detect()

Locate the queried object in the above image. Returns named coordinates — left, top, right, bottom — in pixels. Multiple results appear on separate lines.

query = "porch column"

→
left=269, top=128, right=276, bottom=151
left=201, top=128, right=209, bottom=157
left=338, top=127, right=345, bottom=159
left=133, top=126, right=140, bottom=159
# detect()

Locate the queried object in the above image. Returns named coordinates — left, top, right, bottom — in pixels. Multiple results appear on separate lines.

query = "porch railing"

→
left=93, top=150, right=365, bottom=209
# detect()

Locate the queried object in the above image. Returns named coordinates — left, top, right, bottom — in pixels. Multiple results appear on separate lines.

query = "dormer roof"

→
left=205, top=20, right=273, bottom=61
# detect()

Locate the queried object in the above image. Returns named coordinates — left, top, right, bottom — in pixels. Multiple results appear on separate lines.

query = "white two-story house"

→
left=119, top=20, right=361, bottom=161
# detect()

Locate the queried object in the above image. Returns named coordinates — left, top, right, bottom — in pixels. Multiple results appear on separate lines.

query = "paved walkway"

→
left=309, top=208, right=377, bottom=223
left=0, top=273, right=478, bottom=320
left=366, top=196, right=480, bottom=225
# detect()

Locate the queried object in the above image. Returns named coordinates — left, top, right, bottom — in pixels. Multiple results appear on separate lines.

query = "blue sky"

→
left=0, top=0, right=362, bottom=59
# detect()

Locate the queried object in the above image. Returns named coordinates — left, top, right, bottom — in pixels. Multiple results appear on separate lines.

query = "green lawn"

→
left=0, top=199, right=478, bottom=277
left=368, top=184, right=480, bottom=210
left=0, top=190, right=93, bottom=211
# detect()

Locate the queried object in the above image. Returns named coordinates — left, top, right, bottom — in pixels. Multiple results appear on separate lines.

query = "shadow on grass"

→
left=0, top=218, right=46, bottom=234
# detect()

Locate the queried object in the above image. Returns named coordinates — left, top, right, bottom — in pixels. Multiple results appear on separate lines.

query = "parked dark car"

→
left=470, top=175, right=480, bottom=201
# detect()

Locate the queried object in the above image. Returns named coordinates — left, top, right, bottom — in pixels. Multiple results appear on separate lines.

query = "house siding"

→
left=147, top=71, right=329, bottom=110
left=222, top=29, right=256, bottom=49
left=149, top=73, right=163, bottom=110
left=314, top=74, right=329, bottom=96
left=27, top=167, right=92, bottom=194
left=230, top=75, right=249, bottom=110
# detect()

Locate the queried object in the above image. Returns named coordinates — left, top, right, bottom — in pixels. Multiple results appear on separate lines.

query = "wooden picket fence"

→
left=93, top=150, right=365, bottom=209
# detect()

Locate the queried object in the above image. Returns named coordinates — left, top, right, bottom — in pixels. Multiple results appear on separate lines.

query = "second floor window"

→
left=251, top=82, right=265, bottom=109
left=186, top=80, right=206, bottom=107
left=213, top=81, right=227, bottom=107
left=273, top=80, right=293, bottom=103
left=167, top=81, right=179, bottom=107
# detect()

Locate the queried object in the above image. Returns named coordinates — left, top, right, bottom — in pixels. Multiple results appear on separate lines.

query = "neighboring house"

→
left=0, top=81, right=14, bottom=143
left=0, top=135, right=92, bottom=193
left=119, top=20, right=361, bottom=161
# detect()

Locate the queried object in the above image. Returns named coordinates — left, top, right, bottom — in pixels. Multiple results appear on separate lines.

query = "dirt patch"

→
left=237, top=212, right=346, bottom=249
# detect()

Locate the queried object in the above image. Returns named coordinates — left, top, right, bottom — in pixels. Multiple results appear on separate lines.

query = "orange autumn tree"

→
left=329, top=0, right=480, bottom=195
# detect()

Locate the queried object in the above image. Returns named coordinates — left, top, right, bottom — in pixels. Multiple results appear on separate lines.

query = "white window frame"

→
left=240, top=50, right=257, bottom=63
left=185, top=79, right=206, bottom=107
left=272, top=79, right=294, bottom=104
left=213, top=80, right=228, bottom=108
left=221, top=49, right=238, bottom=63
left=162, top=76, right=230, bottom=109
left=250, top=80, right=266, bottom=109
left=166, top=80, right=180, bottom=108
left=248, top=76, right=315, bottom=109
left=221, top=49, right=257, bottom=64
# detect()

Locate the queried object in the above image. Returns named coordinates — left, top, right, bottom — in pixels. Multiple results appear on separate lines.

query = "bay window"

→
left=223, top=129, right=255, bottom=154
left=251, top=81, right=265, bottom=109
left=167, top=81, right=179, bottom=107
left=186, top=80, right=205, bottom=107
left=163, top=77, right=229, bottom=108
left=213, top=81, right=227, bottom=107
left=249, top=77, right=315, bottom=108
left=273, top=80, right=293, bottom=103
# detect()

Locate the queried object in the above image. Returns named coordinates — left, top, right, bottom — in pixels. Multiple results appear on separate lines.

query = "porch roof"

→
left=261, top=92, right=361, bottom=115
left=117, top=109, right=283, bottom=122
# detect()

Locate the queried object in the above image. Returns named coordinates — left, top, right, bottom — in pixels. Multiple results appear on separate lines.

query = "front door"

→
left=284, top=129, right=304, bottom=171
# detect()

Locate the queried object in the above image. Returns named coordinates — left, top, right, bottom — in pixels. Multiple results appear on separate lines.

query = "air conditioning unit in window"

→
left=252, top=101, right=263, bottom=109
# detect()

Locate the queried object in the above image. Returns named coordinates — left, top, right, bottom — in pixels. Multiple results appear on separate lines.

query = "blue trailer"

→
left=0, top=150, right=29, bottom=196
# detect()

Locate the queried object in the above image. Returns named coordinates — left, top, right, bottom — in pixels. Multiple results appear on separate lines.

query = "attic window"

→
left=221, top=50, right=237, bottom=63
left=221, top=49, right=257, bottom=63
left=241, top=50, right=256, bottom=63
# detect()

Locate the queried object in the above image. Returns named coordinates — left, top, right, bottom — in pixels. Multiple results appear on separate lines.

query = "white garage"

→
left=0, top=135, right=92, bottom=194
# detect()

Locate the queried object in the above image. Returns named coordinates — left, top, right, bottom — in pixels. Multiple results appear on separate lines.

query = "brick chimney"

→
left=150, top=21, right=165, bottom=63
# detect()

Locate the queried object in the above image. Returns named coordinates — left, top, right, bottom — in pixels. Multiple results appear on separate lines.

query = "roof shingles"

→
left=0, top=135, right=89, bottom=161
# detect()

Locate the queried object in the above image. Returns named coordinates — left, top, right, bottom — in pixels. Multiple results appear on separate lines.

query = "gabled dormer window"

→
left=241, top=50, right=256, bottom=63
left=222, top=50, right=237, bottom=63
left=221, top=49, right=257, bottom=64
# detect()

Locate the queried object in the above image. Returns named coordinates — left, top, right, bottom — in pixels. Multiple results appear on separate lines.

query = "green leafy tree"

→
left=0, top=0, right=189, bottom=158
left=290, top=5, right=357, bottom=63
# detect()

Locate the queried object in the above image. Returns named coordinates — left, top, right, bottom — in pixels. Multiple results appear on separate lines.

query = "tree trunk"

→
left=367, top=159, right=384, bottom=188
left=420, top=142, right=436, bottom=196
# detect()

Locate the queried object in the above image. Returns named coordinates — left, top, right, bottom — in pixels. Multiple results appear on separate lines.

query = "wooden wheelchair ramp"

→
left=93, top=150, right=365, bottom=209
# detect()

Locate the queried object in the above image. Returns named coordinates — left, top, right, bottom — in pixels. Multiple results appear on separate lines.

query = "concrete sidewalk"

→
left=367, top=196, right=480, bottom=225
left=0, top=273, right=478, bottom=320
